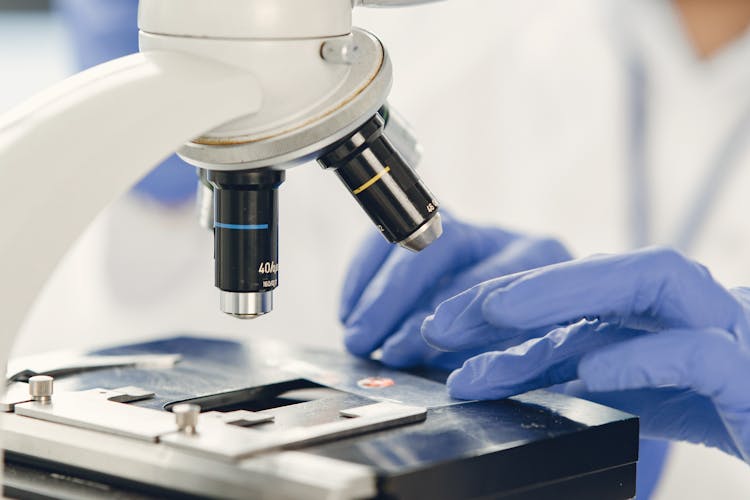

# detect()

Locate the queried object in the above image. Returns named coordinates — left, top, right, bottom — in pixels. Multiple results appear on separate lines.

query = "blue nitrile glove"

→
left=54, top=0, right=197, bottom=206
left=423, top=246, right=750, bottom=462
left=340, top=212, right=571, bottom=369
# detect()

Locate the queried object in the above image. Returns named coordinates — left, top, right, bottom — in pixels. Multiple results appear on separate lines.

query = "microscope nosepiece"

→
left=319, top=113, right=441, bottom=252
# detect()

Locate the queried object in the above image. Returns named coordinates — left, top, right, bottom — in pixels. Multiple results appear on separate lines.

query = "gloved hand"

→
left=340, top=213, right=571, bottom=369
left=423, top=247, right=750, bottom=461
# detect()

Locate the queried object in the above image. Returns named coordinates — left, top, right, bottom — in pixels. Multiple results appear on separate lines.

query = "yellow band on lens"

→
left=352, top=166, right=391, bottom=195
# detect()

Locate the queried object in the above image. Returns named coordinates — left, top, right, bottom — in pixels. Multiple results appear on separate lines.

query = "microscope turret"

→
left=142, top=0, right=443, bottom=318
left=0, top=0, right=445, bottom=347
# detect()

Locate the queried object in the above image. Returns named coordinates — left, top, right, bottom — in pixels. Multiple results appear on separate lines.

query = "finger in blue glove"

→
left=446, top=320, right=641, bottom=399
left=380, top=236, right=571, bottom=367
left=342, top=213, right=519, bottom=357
left=424, top=247, right=747, bottom=351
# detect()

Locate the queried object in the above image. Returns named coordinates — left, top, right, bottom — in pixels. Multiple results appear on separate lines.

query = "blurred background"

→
left=1, top=0, right=48, bottom=8
left=2, top=0, right=750, bottom=498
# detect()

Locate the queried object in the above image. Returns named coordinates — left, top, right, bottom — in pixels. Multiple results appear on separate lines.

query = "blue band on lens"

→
left=215, top=223, right=269, bottom=230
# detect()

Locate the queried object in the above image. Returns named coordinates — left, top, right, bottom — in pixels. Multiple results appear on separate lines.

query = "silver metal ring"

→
left=219, top=291, right=273, bottom=319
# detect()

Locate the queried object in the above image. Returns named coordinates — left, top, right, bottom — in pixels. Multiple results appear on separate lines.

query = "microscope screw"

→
left=28, top=375, right=53, bottom=404
left=321, top=37, right=360, bottom=65
left=173, top=403, right=201, bottom=435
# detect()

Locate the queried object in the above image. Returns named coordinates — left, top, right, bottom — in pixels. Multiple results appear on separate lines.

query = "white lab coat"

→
left=8, top=0, right=750, bottom=498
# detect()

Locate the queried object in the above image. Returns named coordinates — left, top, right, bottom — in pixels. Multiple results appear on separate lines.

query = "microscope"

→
left=0, top=2, right=639, bottom=498
left=0, top=0, right=445, bottom=337
left=170, top=0, right=444, bottom=319
left=150, top=0, right=445, bottom=320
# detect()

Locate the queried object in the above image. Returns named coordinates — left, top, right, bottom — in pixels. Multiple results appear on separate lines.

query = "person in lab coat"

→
left=40, top=0, right=750, bottom=498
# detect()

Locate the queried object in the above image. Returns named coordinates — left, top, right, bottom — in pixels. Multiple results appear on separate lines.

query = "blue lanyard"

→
left=626, top=55, right=750, bottom=252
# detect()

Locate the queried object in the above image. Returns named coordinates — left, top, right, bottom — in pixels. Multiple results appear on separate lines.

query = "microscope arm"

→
left=0, top=51, right=261, bottom=358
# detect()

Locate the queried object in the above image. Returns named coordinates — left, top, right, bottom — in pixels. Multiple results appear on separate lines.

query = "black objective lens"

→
left=318, top=113, right=441, bottom=252
left=207, top=168, right=284, bottom=318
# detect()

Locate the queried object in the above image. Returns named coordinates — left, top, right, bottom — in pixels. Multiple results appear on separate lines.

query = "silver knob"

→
left=321, top=36, right=360, bottom=65
left=173, top=403, right=201, bottom=435
left=29, top=375, right=53, bottom=403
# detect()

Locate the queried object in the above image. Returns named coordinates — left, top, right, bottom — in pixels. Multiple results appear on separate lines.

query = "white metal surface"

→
left=0, top=384, right=31, bottom=413
left=15, top=388, right=178, bottom=442
left=2, top=412, right=375, bottom=499
left=161, top=401, right=426, bottom=461
left=139, top=0, right=352, bottom=39
left=5, top=383, right=423, bottom=497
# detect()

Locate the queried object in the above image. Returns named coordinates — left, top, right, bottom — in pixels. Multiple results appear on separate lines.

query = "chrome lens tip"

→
left=220, top=291, right=273, bottom=319
left=398, top=213, right=443, bottom=253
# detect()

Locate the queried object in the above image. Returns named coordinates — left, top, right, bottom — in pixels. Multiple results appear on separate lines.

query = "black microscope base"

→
left=2, top=335, right=638, bottom=499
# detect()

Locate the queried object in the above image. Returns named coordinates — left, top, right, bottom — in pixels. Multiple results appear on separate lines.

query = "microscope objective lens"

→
left=319, top=113, right=442, bottom=252
left=207, top=168, right=285, bottom=318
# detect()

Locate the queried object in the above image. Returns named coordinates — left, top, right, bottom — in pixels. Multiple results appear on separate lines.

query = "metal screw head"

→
left=28, top=375, right=53, bottom=403
left=321, top=38, right=360, bottom=65
left=173, top=403, right=201, bottom=434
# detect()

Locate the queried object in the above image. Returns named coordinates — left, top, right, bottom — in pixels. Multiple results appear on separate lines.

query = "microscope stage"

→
left=2, top=336, right=638, bottom=500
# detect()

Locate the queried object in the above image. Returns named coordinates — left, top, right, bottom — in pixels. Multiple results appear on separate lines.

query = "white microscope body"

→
left=0, top=0, right=444, bottom=365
